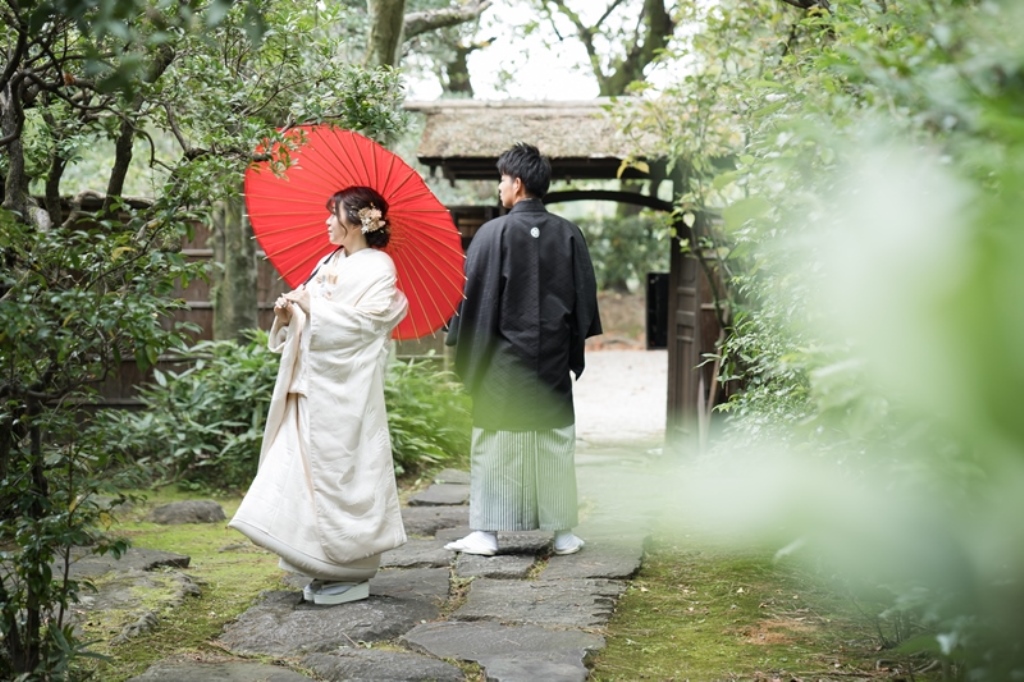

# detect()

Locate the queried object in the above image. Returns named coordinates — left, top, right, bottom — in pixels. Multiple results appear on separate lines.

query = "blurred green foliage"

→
left=622, top=0, right=1024, bottom=678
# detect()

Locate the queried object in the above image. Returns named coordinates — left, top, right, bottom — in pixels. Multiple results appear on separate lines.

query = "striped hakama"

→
left=468, top=424, right=579, bottom=531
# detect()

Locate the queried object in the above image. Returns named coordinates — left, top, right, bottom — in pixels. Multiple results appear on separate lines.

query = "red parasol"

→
left=244, top=124, right=465, bottom=340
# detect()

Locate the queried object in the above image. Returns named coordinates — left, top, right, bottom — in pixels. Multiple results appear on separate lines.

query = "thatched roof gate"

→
left=406, top=98, right=660, bottom=182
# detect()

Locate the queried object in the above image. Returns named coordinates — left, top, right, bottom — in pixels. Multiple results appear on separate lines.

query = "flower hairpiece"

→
left=358, top=205, right=386, bottom=234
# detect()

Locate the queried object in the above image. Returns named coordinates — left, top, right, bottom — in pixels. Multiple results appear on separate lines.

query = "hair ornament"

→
left=358, top=205, right=386, bottom=234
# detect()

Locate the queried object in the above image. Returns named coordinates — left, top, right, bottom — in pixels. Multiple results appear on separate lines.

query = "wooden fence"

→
left=93, top=205, right=494, bottom=407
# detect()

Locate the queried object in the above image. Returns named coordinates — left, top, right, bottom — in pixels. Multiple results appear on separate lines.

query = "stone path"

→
left=67, top=351, right=669, bottom=680
left=69, top=442, right=664, bottom=681
left=573, top=349, right=667, bottom=447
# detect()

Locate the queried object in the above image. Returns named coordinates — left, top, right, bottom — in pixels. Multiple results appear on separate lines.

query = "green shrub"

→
left=384, top=355, right=472, bottom=476
left=645, top=1, right=1024, bottom=677
left=579, top=212, right=671, bottom=292
left=1, top=200, right=202, bottom=679
left=95, top=338, right=471, bottom=490
left=94, top=331, right=278, bottom=491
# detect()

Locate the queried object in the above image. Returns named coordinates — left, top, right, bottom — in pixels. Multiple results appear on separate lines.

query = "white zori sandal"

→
left=303, top=580, right=370, bottom=605
left=553, top=531, right=585, bottom=555
left=443, top=530, right=498, bottom=556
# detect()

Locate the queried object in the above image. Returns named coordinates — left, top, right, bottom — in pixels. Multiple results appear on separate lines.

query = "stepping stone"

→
left=50, top=547, right=198, bottom=643
left=402, top=621, right=604, bottom=682
left=370, top=567, right=450, bottom=603
left=381, top=538, right=453, bottom=568
left=455, top=554, right=536, bottom=579
left=148, top=500, right=226, bottom=524
left=573, top=525, right=649, bottom=549
left=433, top=468, right=471, bottom=485
left=282, top=567, right=450, bottom=605
left=401, top=504, right=468, bottom=536
left=453, top=578, right=625, bottom=628
left=480, top=655, right=589, bottom=682
left=495, top=530, right=555, bottom=555
left=302, top=649, right=463, bottom=682
left=217, top=590, right=440, bottom=656
left=67, top=568, right=201, bottom=644
left=56, top=547, right=190, bottom=580
left=539, top=537, right=644, bottom=580
left=127, top=659, right=309, bottom=681
left=436, top=528, right=551, bottom=555
left=407, top=483, right=469, bottom=506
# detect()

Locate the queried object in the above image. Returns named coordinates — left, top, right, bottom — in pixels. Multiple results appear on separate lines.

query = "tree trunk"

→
left=103, top=119, right=135, bottom=212
left=10, top=402, right=47, bottom=675
left=102, top=46, right=174, bottom=213
left=44, top=154, right=68, bottom=227
left=598, top=0, right=674, bottom=96
left=1, top=83, right=29, bottom=216
left=211, top=194, right=258, bottom=341
left=443, top=43, right=475, bottom=97
left=366, top=0, right=408, bottom=67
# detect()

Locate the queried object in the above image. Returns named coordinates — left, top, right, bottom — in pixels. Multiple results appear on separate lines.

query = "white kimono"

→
left=229, top=248, right=409, bottom=581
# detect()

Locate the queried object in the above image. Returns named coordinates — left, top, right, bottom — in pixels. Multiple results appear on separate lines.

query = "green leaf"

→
left=721, top=197, right=771, bottom=231
left=712, top=170, right=743, bottom=191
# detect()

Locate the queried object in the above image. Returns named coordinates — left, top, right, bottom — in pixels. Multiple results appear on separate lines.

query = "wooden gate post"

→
left=666, top=230, right=702, bottom=452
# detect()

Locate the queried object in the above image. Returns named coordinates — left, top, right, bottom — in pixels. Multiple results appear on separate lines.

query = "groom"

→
left=445, top=142, right=602, bottom=556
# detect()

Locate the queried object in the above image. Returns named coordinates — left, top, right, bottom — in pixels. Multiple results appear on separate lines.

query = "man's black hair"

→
left=496, top=142, right=552, bottom=198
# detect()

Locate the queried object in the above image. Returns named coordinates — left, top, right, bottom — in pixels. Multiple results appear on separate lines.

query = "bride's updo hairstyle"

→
left=327, top=186, right=392, bottom=248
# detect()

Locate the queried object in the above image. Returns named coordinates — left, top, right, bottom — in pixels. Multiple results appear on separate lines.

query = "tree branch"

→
left=104, top=44, right=175, bottom=209
left=0, top=22, right=27, bottom=94
left=162, top=101, right=193, bottom=156
left=404, top=0, right=492, bottom=41
left=17, top=69, right=115, bottom=118
left=555, top=0, right=675, bottom=96
left=547, top=0, right=605, bottom=87
left=594, top=0, right=629, bottom=31
left=779, top=0, right=831, bottom=12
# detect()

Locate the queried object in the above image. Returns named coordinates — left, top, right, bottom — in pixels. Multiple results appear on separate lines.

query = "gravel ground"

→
left=573, top=348, right=668, bottom=447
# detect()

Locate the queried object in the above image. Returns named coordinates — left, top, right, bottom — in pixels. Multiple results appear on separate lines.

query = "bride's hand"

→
left=284, top=288, right=310, bottom=314
left=273, top=295, right=292, bottom=323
